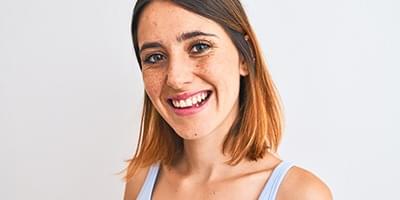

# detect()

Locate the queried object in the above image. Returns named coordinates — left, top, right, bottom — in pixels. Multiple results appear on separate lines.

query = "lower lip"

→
left=170, top=93, right=211, bottom=116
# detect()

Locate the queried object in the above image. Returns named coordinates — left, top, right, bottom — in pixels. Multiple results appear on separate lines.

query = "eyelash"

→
left=143, top=53, right=165, bottom=65
left=189, top=40, right=212, bottom=55
left=142, top=40, right=213, bottom=65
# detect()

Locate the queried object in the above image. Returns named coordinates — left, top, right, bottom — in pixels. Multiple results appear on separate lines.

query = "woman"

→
left=124, top=0, right=332, bottom=199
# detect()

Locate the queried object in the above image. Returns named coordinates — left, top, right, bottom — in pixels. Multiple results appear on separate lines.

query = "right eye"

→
left=143, top=53, right=166, bottom=64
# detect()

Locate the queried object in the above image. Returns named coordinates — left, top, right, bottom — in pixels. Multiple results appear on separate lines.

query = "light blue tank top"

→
left=137, top=161, right=294, bottom=200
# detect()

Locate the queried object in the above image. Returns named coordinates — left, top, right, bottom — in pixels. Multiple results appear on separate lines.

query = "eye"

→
left=190, top=42, right=210, bottom=54
left=143, top=53, right=166, bottom=64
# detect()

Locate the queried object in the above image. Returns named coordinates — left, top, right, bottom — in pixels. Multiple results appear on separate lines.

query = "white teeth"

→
left=192, top=96, right=198, bottom=105
left=172, top=100, right=178, bottom=107
left=179, top=100, right=186, bottom=107
left=171, top=91, right=210, bottom=108
left=186, top=98, right=192, bottom=107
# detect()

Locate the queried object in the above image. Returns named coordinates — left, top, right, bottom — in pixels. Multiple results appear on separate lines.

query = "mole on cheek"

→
left=151, top=21, right=158, bottom=28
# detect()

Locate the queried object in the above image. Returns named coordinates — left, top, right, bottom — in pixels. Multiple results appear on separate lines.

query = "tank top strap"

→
left=136, top=162, right=161, bottom=200
left=258, top=161, right=295, bottom=200
left=136, top=161, right=294, bottom=200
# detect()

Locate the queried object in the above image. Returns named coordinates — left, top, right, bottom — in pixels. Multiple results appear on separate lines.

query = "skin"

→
left=125, top=1, right=333, bottom=199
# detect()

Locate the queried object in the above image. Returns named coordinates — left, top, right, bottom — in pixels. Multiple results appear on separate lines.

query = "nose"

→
left=166, top=55, right=193, bottom=90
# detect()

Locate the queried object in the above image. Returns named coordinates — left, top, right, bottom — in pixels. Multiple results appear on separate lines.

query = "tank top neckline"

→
left=137, top=160, right=294, bottom=200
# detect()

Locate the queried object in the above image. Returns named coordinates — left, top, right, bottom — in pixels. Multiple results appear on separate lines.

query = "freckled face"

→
left=137, top=1, right=248, bottom=140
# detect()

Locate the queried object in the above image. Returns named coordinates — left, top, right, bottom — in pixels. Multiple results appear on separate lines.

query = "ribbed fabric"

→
left=136, top=161, right=294, bottom=200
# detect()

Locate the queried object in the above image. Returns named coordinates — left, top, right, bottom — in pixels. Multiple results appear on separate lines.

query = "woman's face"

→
left=137, top=1, right=248, bottom=140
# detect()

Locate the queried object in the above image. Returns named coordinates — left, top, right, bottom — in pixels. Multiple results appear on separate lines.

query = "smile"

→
left=167, top=90, right=212, bottom=116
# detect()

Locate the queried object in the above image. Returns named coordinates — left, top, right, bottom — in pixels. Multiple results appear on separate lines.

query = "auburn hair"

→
left=124, top=0, right=284, bottom=182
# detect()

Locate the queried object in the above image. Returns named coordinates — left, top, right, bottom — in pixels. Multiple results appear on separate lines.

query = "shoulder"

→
left=123, top=165, right=151, bottom=200
left=277, top=165, right=333, bottom=200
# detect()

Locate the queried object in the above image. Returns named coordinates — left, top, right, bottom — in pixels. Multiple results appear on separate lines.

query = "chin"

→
left=173, top=127, right=211, bottom=140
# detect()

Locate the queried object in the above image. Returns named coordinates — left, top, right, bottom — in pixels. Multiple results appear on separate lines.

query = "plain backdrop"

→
left=1, top=0, right=399, bottom=199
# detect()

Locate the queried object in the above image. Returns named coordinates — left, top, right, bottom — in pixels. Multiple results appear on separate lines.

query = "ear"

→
left=239, top=57, right=249, bottom=76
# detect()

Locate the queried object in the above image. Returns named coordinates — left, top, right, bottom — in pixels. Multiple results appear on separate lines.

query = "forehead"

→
left=137, top=1, right=226, bottom=46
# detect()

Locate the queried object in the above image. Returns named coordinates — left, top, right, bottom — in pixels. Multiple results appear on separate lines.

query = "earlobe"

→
left=239, top=59, right=249, bottom=76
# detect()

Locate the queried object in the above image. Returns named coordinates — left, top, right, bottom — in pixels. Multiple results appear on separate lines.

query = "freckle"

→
left=194, top=133, right=198, bottom=136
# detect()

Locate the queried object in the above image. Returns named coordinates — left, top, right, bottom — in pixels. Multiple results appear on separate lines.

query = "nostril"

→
left=166, top=78, right=192, bottom=90
left=166, top=69, right=193, bottom=89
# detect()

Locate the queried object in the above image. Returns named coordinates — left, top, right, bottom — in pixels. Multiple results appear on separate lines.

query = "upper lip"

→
left=167, top=90, right=211, bottom=101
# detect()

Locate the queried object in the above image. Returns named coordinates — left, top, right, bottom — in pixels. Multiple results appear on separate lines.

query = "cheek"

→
left=195, top=52, right=240, bottom=80
left=142, top=71, right=164, bottom=97
left=195, top=56, right=212, bottom=74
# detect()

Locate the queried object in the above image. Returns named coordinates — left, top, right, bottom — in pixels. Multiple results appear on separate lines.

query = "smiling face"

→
left=137, top=1, right=248, bottom=140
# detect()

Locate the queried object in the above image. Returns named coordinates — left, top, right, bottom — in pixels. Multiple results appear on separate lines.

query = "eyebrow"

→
left=139, top=31, right=218, bottom=54
left=139, top=42, right=163, bottom=54
left=176, top=31, right=218, bottom=42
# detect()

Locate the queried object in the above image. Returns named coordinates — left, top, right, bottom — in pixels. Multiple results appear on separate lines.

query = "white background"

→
left=1, top=0, right=399, bottom=199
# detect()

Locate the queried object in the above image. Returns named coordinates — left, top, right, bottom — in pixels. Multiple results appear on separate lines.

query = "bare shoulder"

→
left=123, top=166, right=151, bottom=200
left=277, top=166, right=333, bottom=200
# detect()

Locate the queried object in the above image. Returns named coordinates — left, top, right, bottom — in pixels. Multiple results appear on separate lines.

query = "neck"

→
left=182, top=129, right=230, bottom=171
left=176, top=102, right=242, bottom=182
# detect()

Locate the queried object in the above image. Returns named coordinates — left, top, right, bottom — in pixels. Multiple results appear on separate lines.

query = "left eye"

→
left=190, top=43, right=210, bottom=54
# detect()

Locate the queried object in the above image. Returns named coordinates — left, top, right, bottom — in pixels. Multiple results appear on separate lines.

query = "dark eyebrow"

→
left=140, top=42, right=163, bottom=54
left=177, top=31, right=218, bottom=42
left=139, top=31, right=217, bottom=54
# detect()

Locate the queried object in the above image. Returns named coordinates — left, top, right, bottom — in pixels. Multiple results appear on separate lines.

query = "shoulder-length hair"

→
left=124, top=0, right=284, bottom=181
